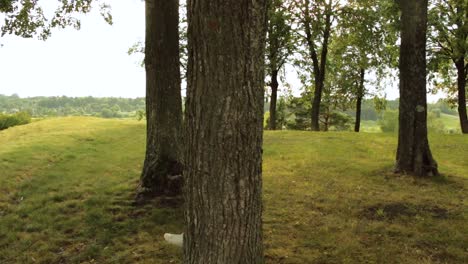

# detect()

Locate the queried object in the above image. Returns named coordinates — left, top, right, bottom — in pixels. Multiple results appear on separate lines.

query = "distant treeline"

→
left=0, top=94, right=146, bottom=118
left=0, top=95, right=459, bottom=132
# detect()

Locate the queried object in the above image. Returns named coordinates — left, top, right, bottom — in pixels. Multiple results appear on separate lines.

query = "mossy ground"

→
left=0, top=117, right=466, bottom=263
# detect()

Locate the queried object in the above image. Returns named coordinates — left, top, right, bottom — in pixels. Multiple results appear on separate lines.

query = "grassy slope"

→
left=439, top=113, right=461, bottom=133
left=360, top=113, right=462, bottom=134
left=0, top=117, right=466, bottom=263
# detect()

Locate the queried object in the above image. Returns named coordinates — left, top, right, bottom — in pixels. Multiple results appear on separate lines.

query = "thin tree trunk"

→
left=455, top=59, right=468, bottom=133
left=309, top=0, right=331, bottom=132
left=311, top=78, right=323, bottom=131
left=136, top=0, right=183, bottom=203
left=269, top=70, right=279, bottom=130
left=184, top=0, right=267, bottom=263
left=395, top=0, right=438, bottom=177
left=355, top=68, right=365, bottom=132
left=323, top=112, right=329, bottom=131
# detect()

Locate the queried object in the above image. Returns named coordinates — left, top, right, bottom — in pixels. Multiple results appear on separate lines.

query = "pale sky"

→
left=0, top=1, right=442, bottom=102
left=0, top=0, right=145, bottom=98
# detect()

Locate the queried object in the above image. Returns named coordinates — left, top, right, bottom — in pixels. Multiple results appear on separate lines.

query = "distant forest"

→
left=0, top=94, right=460, bottom=133
left=0, top=94, right=145, bottom=118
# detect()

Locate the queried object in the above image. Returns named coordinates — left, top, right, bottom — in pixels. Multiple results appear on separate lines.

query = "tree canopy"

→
left=0, top=0, right=112, bottom=39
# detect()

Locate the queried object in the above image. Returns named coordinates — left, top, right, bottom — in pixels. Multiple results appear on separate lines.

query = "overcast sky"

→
left=0, top=0, right=145, bottom=98
left=0, top=1, right=443, bottom=102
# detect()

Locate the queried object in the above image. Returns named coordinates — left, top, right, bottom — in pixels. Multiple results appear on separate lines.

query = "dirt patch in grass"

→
left=360, top=202, right=449, bottom=221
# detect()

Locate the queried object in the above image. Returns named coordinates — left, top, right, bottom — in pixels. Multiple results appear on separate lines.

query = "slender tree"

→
left=135, top=0, right=183, bottom=203
left=266, top=0, right=293, bottom=130
left=395, top=0, right=439, bottom=176
left=291, top=0, right=337, bottom=131
left=332, top=0, right=398, bottom=132
left=184, top=0, right=267, bottom=262
left=428, top=0, right=468, bottom=133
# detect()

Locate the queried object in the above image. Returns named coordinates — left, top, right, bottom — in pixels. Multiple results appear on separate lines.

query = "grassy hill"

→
left=0, top=117, right=466, bottom=263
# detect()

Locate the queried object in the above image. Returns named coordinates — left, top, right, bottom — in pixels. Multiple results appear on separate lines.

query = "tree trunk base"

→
left=394, top=150, right=439, bottom=177
left=134, top=157, right=183, bottom=206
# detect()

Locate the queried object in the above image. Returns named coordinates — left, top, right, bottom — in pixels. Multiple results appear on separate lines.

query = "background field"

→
left=0, top=117, right=466, bottom=263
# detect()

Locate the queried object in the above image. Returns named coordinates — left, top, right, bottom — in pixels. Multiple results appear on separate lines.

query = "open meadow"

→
left=0, top=117, right=466, bottom=263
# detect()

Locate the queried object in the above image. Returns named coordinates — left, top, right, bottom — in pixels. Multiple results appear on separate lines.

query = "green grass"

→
left=360, top=120, right=382, bottom=133
left=0, top=117, right=467, bottom=263
left=439, top=113, right=462, bottom=133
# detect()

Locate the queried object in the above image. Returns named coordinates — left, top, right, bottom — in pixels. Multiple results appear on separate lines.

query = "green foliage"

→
left=1, top=0, right=112, bottom=39
left=427, top=0, right=468, bottom=103
left=0, top=111, right=31, bottom=130
left=378, top=110, right=398, bottom=133
left=373, top=96, right=388, bottom=114
left=329, top=0, right=399, bottom=108
left=266, top=0, right=294, bottom=73
left=276, top=97, right=288, bottom=129
left=100, top=108, right=115, bottom=119
left=328, top=111, right=353, bottom=131
left=264, top=111, right=270, bottom=129
left=135, top=110, right=145, bottom=121
left=285, top=95, right=311, bottom=130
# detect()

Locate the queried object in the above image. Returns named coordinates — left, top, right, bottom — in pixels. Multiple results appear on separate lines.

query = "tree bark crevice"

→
left=184, top=0, right=267, bottom=262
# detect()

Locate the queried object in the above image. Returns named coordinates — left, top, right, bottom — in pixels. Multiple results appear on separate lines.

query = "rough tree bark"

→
left=184, top=0, right=267, bottom=262
left=395, top=0, right=438, bottom=177
left=354, top=68, right=365, bottom=132
left=269, top=70, right=279, bottom=130
left=136, top=0, right=183, bottom=203
left=455, top=59, right=468, bottom=133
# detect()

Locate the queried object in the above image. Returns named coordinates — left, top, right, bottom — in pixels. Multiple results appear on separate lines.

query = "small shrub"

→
left=136, top=110, right=146, bottom=121
left=378, top=110, right=399, bottom=133
left=329, top=112, right=353, bottom=131
left=101, top=108, right=115, bottom=118
left=264, top=111, right=270, bottom=129
left=0, top=112, right=32, bottom=130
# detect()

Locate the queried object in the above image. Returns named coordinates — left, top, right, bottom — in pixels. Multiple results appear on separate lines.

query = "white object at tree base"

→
left=164, top=233, right=183, bottom=247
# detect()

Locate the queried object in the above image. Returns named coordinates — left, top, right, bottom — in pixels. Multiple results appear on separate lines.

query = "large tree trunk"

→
left=136, top=0, right=183, bottom=203
left=354, top=68, right=365, bottom=132
left=455, top=59, right=468, bottom=134
left=269, top=70, right=279, bottom=130
left=395, top=0, right=438, bottom=177
left=184, top=0, right=267, bottom=263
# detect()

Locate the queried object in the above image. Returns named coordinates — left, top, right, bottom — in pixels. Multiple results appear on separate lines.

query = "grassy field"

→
left=0, top=117, right=466, bottom=263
